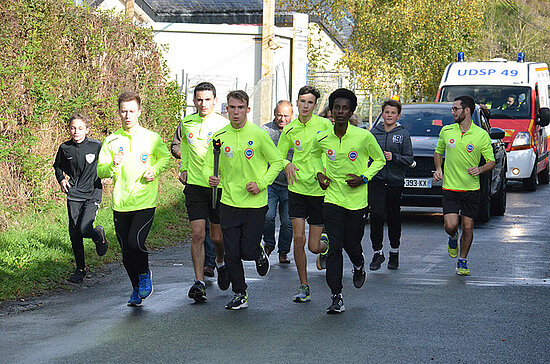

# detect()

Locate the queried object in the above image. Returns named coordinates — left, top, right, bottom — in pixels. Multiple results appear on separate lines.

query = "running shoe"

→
left=217, top=265, right=230, bottom=291
left=448, top=233, right=459, bottom=258
left=256, top=244, right=270, bottom=276
left=292, top=284, right=311, bottom=303
left=316, top=233, right=330, bottom=270
left=352, top=264, right=366, bottom=289
left=388, top=252, right=399, bottom=270
left=456, top=259, right=470, bottom=276
left=188, top=280, right=207, bottom=302
left=127, top=287, right=142, bottom=307
left=369, top=252, right=385, bottom=270
left=68, top=268, right=86, bottom=283
left=94, top=225, right=109, bottom=257
left=138, top=269, right=153, bottom=299
left=326, top=293, right=345, bottom=314
left=225, top=292, right=248, bottom=310
left=264, top=244, right=275, bottom=257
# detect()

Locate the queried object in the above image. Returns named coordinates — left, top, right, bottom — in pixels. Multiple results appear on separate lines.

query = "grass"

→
left=0, top=168, right=190, bottom=301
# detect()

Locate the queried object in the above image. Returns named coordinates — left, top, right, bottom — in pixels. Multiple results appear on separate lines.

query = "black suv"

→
left=372, top=103, right=507, bottom=222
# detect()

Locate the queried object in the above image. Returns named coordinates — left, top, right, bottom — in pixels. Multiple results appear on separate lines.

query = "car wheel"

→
left=522, top=163, right=537, bottom=191
left=537, top=160, right=549, bottom=185
left=477, top=178, right=491, bottom=223
left=491, top=172, right=506, bottom=216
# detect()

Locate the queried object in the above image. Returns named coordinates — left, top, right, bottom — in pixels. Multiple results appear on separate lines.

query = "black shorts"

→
left=183, top=184, right=221, bottom=224
left=442, top=190, right=480, bottom=219
left=288, top=190, right=324, bottom=226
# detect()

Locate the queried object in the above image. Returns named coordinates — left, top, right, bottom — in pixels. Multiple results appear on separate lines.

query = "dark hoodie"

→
left=370, top=123, right=414, bottom=186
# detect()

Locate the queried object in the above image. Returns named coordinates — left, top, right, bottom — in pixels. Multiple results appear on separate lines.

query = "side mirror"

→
left=489, top=127, right=505, bottom=140
left=538, top=107, right=550, bottom=127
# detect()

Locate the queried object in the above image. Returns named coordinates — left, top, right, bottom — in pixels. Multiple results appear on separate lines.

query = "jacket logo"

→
left=188, top=132, right=194, bottom=139
left=140, top=153, right=149, bottom=163
left=392, top=135, right=403, bottom=144
left=294, top=140, right=303, bottom=151
left=224, top=146, right=233, bottom=158
left=327, top=149, right=336, bottom=161
left=348, top=151, right=358, bottom=161
left=248, top=140, right=253, bottom=146
left=448, top=138, right=456, bottom=149
left=244, top=148, right=254, bottom=160
left=85, top=153, right=95, bottom=164
left=466, top=144, right=474, bottom=153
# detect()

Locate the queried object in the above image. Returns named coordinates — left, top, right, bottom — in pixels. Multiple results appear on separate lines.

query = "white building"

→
left=90, top=0, right=348, bottom=122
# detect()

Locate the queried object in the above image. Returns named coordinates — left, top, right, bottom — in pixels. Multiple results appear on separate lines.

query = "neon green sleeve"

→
left=480, top=132, right=495, bottom=162
left=97, top=138, right=117, bottom=178
left=311, top=135, right=325, bottom=175
left=277, top=128, right=292, bottom=168
left=364, top=132, right=386, bottom=180
left=150, top=134, right=171, bottom=176
left=179, top=122, right=190, bottom=172
left=202, top=141, right=215, bottom=184
left=435, top=129, right=446, bottom=155
left=257, top=132, right=284, bottom=190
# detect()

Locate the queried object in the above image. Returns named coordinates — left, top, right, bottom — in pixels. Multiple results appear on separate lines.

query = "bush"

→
left=0, top=0, right=184, bottom=224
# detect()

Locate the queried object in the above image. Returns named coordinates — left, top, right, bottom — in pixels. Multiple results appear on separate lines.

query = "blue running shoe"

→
left=456, top=259, right=470, bottom=276
left=138, top=269, right=153, bottom=299
left=127, top=287, right=142, bottom=307
left=447, top=235, right=458, bottom=258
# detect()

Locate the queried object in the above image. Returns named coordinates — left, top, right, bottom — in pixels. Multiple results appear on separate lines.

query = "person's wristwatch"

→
left=361, top=175, right=368, bottom=184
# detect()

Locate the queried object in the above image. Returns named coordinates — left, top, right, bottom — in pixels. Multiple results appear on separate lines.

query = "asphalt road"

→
left=1, top=183, right=549, bottom=363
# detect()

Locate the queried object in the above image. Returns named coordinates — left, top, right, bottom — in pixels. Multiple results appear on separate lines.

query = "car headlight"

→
left=512, top=132, right=531, bottom=147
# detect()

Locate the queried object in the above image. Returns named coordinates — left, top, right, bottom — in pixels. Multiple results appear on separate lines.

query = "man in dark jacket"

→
left=368, top=99, right=413, bottom=270
left=261, top=100, right=294, bottom=264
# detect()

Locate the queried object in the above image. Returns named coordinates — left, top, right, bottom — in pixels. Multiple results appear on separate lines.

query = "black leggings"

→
left=67, top=199, right=101, bottom=270
left=114, top=208, right=155, bottom=287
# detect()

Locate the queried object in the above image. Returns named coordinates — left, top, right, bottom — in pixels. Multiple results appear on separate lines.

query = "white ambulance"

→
left=437, top=53, right=550, bottom=191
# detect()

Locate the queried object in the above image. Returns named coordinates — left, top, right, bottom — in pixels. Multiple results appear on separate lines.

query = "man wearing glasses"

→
left=433, top=96, right=495, bottom=276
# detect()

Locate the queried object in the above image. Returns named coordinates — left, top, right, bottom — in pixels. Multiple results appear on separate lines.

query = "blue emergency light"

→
left=457, top=52, right=464, bottom=62
left=517, top=52, right=525, bottom=62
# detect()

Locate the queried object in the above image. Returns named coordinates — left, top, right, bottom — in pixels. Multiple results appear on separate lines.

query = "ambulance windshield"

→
left=440, top=86, right=531, bottom=119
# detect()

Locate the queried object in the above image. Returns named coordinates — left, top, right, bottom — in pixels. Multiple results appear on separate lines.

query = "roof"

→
left=90, top=0, right=352, bottom=47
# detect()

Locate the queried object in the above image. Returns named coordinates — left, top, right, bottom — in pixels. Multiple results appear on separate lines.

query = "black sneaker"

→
left=255, top=244, right=270, bottom=276
left=225, top=292, right=248, bottom=310
left=369, top=252, right=385, bottom=271
left=68, top=268, right=86, bottom=283
left=94, top=226, right=109, bottom=257
left=388, top=252, right=399, bottom=270
left=326, top=294, right=345, bottom=314
left=217, top=264, right=230, bottom=291
left=352, top=264, right=366, bottom=288
left=188, top=281, right=207, bottom=302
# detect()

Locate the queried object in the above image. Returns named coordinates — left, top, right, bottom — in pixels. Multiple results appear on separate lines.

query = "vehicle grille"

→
left=406, top=156, right=439, bottom=178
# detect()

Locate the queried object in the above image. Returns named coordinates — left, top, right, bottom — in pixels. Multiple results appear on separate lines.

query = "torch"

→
left=212, top=138, right=222, bottom=209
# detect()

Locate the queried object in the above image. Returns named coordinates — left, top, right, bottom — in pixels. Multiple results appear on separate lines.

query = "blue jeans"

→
left=204, top=219, right=216, bottom=268
left=263, top=184, right=292, bottom=254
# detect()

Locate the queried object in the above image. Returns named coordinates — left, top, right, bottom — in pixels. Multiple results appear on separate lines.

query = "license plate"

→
left=404, top=178, right=432, bottom=188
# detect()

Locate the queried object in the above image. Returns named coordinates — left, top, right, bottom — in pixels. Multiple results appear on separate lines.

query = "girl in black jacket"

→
left=53, top=114, right=108, bottom=283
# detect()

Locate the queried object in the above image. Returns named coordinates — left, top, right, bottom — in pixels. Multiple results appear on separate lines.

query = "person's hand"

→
left=246, top=182, right=260, bottom=195
left=467, top=166, right=481, bottom=176
left=345, top=174, right=363, bottom=188
left=383, top=151, right=393, bottom=161
left=285, top=163, right=299, bottom=185
left=433, top=169, right=443, bottom=181
left=179, top=170, right=188, bottom=185
left=209, top=176, right=220, bottom=187
left=143, top=170, right=155, bottom=182
left=60, top=179, right=71, bottom=193
left=114, top=151, right=124, bottom=166
left=317, top=172, right=331, bottom=190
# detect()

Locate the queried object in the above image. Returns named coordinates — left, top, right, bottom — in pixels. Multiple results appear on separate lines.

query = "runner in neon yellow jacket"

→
left=97, top=92, right=171, bottom=307
left=203, top=90, right=283, bottom=310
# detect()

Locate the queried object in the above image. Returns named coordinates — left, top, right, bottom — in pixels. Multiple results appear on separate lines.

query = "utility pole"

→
left=126, top=0, right=135, bottom=19
left=260, top=0, right=275, bottom=125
